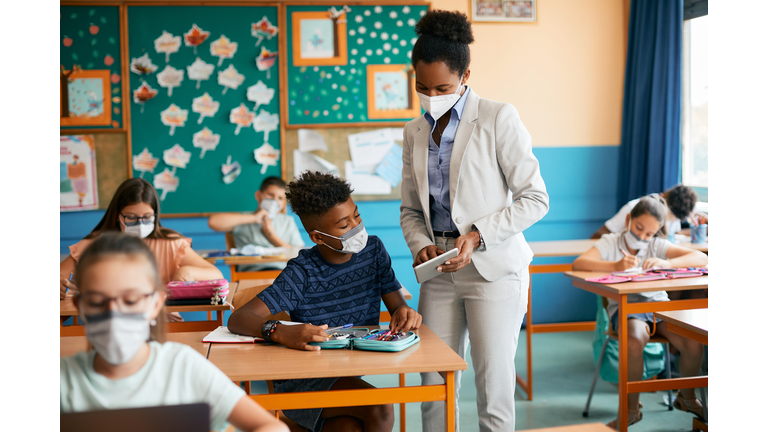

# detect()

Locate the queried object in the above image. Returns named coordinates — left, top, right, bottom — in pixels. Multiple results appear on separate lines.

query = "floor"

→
left=250, top=330, right=703, bottom=431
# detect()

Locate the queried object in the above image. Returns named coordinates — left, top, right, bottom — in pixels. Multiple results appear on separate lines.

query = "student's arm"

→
left=590, top=225, right=611, bottom=240
left=59, top=256, right=77, bottom=299
left=572, top=247, right=639, bottom=272
left=382, top=290, right=421, bottom=333
left=207, top=211, right=266, bottom=232
left=227, top=396, right=289, bottom=432
left=260, top=217, right=290, bottom=248
left=173, top=249, right=224, bottom=281
left=642, top=245, right=708, bottom=270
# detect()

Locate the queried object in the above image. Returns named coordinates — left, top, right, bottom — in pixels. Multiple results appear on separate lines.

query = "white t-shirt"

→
left=61, top=341, right=244, bottom=432
left=594, top=232, right=672, bottom=319
left=604, top=195, right=707, bottom=236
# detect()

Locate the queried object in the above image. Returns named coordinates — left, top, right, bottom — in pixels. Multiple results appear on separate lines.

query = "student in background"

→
left=208, top=176, right=304, bottom=272
left=591, top=185, right=706, bottom=239
left=60, top=232, right=287, bottom=432
left=60, top=178, right=222, bottom=302
left=573, top=196, right=707, bottom=429
left=228, top=171, right=420, bottom=432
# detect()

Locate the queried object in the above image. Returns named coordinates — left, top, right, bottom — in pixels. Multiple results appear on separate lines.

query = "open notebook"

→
left=202, top=321, right=302, bottom=343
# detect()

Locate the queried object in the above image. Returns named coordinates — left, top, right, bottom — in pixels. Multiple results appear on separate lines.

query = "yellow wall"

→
left=433, top=0, right=626, bottom=147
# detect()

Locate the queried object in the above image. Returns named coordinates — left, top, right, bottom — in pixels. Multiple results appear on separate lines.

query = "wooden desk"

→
left=565, top=271, right=708, bottom=432
left=200, top=247, right=302, bottom=265
left=657, top=309, right=708, bottom=346
left=60, top=283, right=239, bottom=337
left=518, top=424, right=614, bottom=432
left=207, top=324, right=466, bottom=432
left=61, top=331, right=212, bottom=358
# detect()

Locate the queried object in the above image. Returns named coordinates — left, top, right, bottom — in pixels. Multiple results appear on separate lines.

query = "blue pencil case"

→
left=309, top=328, right=420, bottom=352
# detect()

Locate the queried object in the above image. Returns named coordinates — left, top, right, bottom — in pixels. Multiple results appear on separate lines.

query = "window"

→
left=681, top=15, right=708, bottom=188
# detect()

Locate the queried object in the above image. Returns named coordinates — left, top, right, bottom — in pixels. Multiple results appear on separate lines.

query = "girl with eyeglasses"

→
left=61, top=232, right=288, bottom=432
left=60, top=178, right=223, bottom=300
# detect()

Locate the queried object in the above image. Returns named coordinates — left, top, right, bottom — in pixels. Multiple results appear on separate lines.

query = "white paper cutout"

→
left=132, top=81, right=158, bottom=114
left=192, top=93, right=220, bottom=124
left=163, top=143, right=192, bottom=169
left=221, top=155, right=241, bottom=184
left=210, top=35, right=238, bottom=66
left=157, top=65, right=184, bottom=97
left=256, top=46, right=278, bottom=79
left=298, top=129, right=328, bottom=152
left=229, top=103, right=255, bottom=135
left=186, top=57, right=214, bottom=89
left=160, top=104, right=188, bottom=136
left=253, top=109, right=279, bottom=143
left=132, top=148, right=159, bottom=178
left=246, top=80, right=275, bottom=111
left=184, top=24, right=210, bottom=55
left=154, top=167, right=179, bottom=200
left=154, top=31, right=181, bottom=63
left=254, top=142, right=280, bottom=174
left=130, top=53, right=158, bottom=75
left=192, top=127, right=220, bottom=158
left=328, top=6, right=351, bottom=21
left=251, top=17, right=279, bottom=46
left=217, top=64, right=245, bottom=95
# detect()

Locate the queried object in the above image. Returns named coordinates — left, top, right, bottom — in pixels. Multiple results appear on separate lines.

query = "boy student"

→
left=228, top=171, right=421, bottom=432
left=591, top=184, right=707, bottom=239
left=208, top=176, right=304, bottom=271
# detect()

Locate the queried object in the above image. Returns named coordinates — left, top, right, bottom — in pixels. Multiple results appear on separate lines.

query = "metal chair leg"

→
left=584, top=337, right=610, bottom=417
left=665, top=343, right=673, bottom=410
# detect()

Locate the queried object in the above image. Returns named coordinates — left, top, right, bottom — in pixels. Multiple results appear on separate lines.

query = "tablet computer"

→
left=414, top=248, right=459, bottom=284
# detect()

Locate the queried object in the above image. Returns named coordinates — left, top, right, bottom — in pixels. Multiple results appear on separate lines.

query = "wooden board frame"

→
left=468, top=0, right=538, bottom=24
left=366, top=64, right=420, bottom=119
left=291, top=11, right=348, bottom=67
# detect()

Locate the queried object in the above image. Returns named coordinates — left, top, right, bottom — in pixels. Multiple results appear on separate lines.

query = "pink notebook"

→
left=586, top=275, right=631, bottom=284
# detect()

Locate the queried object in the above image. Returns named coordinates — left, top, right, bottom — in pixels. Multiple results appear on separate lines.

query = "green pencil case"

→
left=309, top=328, right=420, bottom=352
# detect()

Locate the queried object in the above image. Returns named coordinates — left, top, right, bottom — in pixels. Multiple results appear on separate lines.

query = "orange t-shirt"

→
left=69, top=237, right=192, bottom=284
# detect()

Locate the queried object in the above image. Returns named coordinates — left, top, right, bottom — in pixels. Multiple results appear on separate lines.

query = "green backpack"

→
left=592, top=296, right=665, bottom=383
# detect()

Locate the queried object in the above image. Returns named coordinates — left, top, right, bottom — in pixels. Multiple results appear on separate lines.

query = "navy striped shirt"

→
left=257, top=235, right=401, bottom=326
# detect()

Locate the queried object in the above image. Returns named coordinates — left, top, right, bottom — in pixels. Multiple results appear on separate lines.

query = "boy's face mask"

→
left=313, top=221, right=368, bottom=254
left=259, top=198, right=281, bottom=219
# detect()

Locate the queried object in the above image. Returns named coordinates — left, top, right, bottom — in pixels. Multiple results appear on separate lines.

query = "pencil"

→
left=67, top=272, right=73, bottom=294
left=620, top=248, right=629, bottom=258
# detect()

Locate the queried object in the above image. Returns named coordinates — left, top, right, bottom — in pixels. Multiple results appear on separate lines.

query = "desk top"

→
left=657, top=309, right=709, bottom=337
left=675, top=241, right=708, bottom=253
left=565, top=271, right=708, bottom=294
left=206, top=325, right=467, bottom=382
left=60, top=331, right=211, bottom=358
left=529, top=240, right=598, bottom=257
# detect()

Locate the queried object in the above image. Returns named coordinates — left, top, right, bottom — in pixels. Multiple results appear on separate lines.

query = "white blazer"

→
left=399, top=88, right=549, bottom=281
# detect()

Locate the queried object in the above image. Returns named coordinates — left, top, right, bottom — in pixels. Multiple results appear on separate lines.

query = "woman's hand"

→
left=614, top=255, right=640, bottom=271
left=171, top=266, right=196, bottom=282
left=272, top=323, right=329, bottom=351
left=438, top=231, right=480, bottom=273
left=60, top=278, right=76, bottom=300
left=390, top=306, right=422, bottom=333
left=413, top=245, right=445, bottom=267
left=642, top=257, right=671, bottom=270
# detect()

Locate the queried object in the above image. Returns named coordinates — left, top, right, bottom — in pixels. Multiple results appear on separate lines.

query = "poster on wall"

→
left=60, top=135, right=99, bottom=211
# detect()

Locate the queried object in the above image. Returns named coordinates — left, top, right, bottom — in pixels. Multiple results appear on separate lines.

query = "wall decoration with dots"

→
left=286, top=4, right=428, bottom=126
left=60, top=6, right=123, bottom=129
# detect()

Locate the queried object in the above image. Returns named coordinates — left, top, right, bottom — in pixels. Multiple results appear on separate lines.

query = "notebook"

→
left=202, top=321, right=303, bottom=343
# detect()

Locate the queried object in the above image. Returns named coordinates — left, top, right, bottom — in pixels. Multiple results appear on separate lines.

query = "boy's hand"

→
left=272, top=323, right=329, bottom=351
left=614, top=256, right=640, bottom=271
left=261, top=216, right=275, bottom=236
left=414, top=245, right=445, bottom=267
left=389, top=306, right=422, bottom=334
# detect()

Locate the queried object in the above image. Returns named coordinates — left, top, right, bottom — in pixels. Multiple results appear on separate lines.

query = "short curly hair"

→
left=286, top=171, right=353, bottom=220
left=411, top=10, right=474, bottom=77
left=665, top=185, right=698, bottom=220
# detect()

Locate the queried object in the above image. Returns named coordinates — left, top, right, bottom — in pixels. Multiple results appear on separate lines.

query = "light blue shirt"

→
left=425, top=86, right=470, bottom=232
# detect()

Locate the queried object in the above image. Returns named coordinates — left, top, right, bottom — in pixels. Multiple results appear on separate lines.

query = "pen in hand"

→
left=67, top=273, right=73, bottom=294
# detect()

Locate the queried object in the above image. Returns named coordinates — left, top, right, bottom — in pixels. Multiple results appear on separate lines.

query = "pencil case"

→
left=308, top=328, right=420, bottom=352
left=166, top=279, right=230, bottom=303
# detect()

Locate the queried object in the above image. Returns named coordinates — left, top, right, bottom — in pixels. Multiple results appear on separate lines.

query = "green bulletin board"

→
left=60, top=6, right=123, bottom=129
left=286, top=4, right=428, bottom=125
left=127, top=6, right=280, bottom=214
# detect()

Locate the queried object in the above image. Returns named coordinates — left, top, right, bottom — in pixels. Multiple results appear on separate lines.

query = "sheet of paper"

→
left=203, top=326, right=263, bottom=343
left=389, top=127, right=404, bottom=141
left=348, top=129, right=396, bottom=170
left=345, top=161, right=392, bottom=195
left=375, top=144, right=403, bottom=188
left=298, top=129, right=328, bottom=152
left=293, top=150, right=340, bottom=177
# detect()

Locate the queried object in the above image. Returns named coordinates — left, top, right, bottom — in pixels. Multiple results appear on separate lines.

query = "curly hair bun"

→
left=415, top=10, right=474, bottom=44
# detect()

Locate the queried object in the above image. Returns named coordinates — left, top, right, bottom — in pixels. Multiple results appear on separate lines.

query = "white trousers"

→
left=420, top=237, right=529, bottom=432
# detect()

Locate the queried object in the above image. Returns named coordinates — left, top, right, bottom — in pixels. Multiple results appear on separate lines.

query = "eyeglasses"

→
left=120, top=213, right=156, bottom=226
left=77, top=291, right=156, bottom=315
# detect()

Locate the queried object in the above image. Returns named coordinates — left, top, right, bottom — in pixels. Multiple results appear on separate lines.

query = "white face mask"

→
left=124, top=223, right=154, bottom=239
left=314, top=222, right=368, bottom=254
left=417, top=74, right=464, bottom=121
left=259, top=198, right=281, bottom=219
left=81, top=293, right=157, bottom=365
left=624, top=223, right=650, bottom=251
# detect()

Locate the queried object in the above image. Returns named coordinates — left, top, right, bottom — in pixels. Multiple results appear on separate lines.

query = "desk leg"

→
left=216, top=310, right=223, bottom=327
left=618, top=295, right=628, bottom=432
left=515, top=267, right=534, bottom=401
left=446, top=371, right=455, bottom=432
left=400, top=374, right=406, bottom=432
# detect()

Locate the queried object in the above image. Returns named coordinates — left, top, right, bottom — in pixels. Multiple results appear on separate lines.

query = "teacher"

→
left=400, top=10, right=549, bottom=432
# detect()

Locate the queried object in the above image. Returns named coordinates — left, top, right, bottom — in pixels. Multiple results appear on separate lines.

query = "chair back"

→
left=233, top=284, right=290, bottom=321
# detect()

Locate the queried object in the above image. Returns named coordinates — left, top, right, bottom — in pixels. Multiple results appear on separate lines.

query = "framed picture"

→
left=366, top=64, right=420, bottom=120
left=292, top=11, right=348, bottom=66
left=60, top=68, right=112, bottom=127
left=61, top=135, right=99, bottom=211
left=469, top=0, right=537, bottom=23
